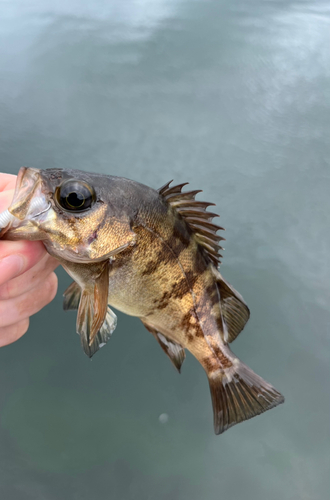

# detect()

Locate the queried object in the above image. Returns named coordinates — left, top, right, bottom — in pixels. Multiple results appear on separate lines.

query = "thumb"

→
left=0, top=189, right=14, bottom=213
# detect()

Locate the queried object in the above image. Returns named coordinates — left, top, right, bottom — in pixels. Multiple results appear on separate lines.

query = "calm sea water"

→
left=0, top=1, right=329, bottom=499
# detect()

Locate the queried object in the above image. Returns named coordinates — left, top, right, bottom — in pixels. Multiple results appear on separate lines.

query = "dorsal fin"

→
left=211, top=268, right=250, bottom=343
left=158, top=181, right=225, bottom=266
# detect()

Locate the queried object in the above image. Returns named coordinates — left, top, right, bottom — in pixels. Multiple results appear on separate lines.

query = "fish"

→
left=0, top=166, right=284, bottom=434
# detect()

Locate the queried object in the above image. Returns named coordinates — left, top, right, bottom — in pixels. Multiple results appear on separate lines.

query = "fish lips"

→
left=1, top=167, right=51, bottom=237
left=9, top=167, right=42, bottom=219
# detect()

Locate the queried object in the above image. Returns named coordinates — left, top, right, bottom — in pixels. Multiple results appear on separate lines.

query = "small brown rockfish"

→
left=0, top=167, right=284, bottom=434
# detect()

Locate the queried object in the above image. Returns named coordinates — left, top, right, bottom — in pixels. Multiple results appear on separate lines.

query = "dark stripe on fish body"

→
left=216, top=312, right=225, bottom=333
left=180, top=310, right=194, bottom=333
left=170, top=275, right=194, bottom=300
left=172, top=217, right=191, bottom=246
left=184, top=269, right=199, bottom=288
left=140, top=259, right=159, bottom=277
left=163, top=235, right=188, bottom=259
left=155, top=291, right=171, bottom=310
left=141, top=231, right=188, bottom=277
left=193, top=248, right=208, bottom=275
left=205, top=283, right=219, bottom=307
left=179, top=309, right=204, bottom=339
left=213, top=346, right=233, bottom=368
left=203, top=356, right=220, bottom=373
left=155, top=274, right=194, bottom=310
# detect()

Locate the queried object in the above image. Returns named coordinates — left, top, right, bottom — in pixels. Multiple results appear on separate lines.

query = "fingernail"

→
left=0, top=255, right=25, bottom=284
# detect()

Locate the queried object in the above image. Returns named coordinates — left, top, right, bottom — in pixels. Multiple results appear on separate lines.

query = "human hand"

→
left=0, top=173, right=59, bottom=347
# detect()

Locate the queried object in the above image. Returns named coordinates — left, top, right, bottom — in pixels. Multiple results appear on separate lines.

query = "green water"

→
left=0, top=0, right=329, bottom=498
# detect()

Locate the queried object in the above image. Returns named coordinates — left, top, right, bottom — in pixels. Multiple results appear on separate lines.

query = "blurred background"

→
left=0, top=0, right=329, bottom=499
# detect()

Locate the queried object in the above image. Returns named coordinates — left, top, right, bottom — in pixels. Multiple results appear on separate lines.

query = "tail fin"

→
left=208, top=361, right=284, bottom=435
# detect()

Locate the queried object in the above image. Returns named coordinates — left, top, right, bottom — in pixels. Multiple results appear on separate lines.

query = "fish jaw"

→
left=0, top=167, right=52, bottom=241
left=1, top=167, right=137, bottom=263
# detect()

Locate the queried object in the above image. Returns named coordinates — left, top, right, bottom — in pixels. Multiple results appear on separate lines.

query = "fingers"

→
left=0, top=173, right=15, bottom=210
left=0, top=272, right=58, bottom=329
left=0, top=173, right=59, bottom=348
left=0, top=173, right=16, bottom=192
left=0, top=177, right=56, bottom=289
left=0, top=319, right=30, bottom=348
left=0, top=240, right=49, bottom=286
left=0, top=188, right=14, bottom=212
left=0, top=252, right=59, bottom=300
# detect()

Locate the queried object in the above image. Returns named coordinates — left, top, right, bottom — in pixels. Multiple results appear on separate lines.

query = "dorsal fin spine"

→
left=158, top=180, right=224, bottom=266
left=158, top=180, right=173, bottom=195
left=165, top=190, right=202, bottom=202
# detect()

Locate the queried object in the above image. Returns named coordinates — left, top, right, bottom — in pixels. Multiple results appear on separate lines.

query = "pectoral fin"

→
left=63, top=281, right=81, bottom=310
left=63, top=276, right=117, bottom=357
left=79, top=304, right=117, bottom=358
left=60, top=259, right=116, bottom=357
left=141, top=320, right=186, bottom=373
left=77, top=260, right=110, bottom=347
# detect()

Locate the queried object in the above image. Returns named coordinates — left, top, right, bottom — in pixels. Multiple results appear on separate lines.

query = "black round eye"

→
left=56, top=180, right=95, bottom=212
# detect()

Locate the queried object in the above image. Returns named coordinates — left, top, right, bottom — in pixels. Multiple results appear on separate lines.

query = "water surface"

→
left=0, top=1, right=329, bottom=499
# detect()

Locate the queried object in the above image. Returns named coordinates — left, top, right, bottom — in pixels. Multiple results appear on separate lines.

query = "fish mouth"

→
left=0, top=167, right=51, bottom=236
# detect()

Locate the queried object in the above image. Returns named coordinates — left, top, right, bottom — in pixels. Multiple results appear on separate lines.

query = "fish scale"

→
left=0, top=167, right=284, bottom=435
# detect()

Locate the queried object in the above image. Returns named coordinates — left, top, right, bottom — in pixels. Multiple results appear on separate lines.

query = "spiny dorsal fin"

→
left=158, top=180, right=225, bottom=266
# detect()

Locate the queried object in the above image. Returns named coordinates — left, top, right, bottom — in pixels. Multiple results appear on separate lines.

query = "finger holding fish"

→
left=0, top=271, right=58, bottom=330
left=0, top=319, right=30, bottom=348
left=0, top=172, right=16, bottom=194
left=0, top=173, right=59, bottom=346
left=0, top=251, right=59, bottom=300
left=0, top=240, right=49, bottom=286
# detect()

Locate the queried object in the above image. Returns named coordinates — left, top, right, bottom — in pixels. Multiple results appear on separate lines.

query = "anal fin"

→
left=141, top=320, right=185, bottom=373
left=63, top=281, right=81, bottom=311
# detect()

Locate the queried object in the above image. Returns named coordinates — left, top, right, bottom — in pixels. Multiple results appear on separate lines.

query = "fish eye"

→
left=55, top=180, right=96, bottom=212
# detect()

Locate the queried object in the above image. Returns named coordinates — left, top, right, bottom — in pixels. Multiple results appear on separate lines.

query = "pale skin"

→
left=0, top=173, right=58, bottom=347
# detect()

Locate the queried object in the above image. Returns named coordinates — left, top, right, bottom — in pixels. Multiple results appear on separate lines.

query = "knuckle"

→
left=0, top=281, right=11, bottom=300
left=0, top=319, right=30, bottom=347
left=16, top=318, right=30, bottom=338
left=44, top=272, right=58, bottom=303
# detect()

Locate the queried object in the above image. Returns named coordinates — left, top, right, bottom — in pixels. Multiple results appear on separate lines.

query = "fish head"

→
left=2, top=167, right=136, bottom=263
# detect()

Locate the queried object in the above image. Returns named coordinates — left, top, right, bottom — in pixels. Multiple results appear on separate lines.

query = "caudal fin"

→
left=208, top=361, right=284, bottom=435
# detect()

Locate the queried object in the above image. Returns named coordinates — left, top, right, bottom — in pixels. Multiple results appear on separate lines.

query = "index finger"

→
left=0, top=189, right=14, bottom=213
left=0, top=173, right=50, bottom=285
left=0, top=173, right=16, bottom=212
left=0, top=241, right=48, bottom=286
left=0, top=173, right=17, bottom=192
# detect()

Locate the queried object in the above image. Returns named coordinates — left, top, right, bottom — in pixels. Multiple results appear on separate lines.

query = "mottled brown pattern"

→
left=140, top=219, right=190, bottom=277
left=179, top=308, right=204, bottom=339
left=205, top=283, right=219, bottom=306
left=184, top=269, right=199, bottom=289
left=2, top=168, right=284, bottom=435
left=203, top=356, right=220, bottom=373
left=172, top=217, right=191, bottom=246
left=171, top=277, right=190, bottom=299
left=141, top=259, right=159, bottom=277
left=154, top=271, right=198, bottom=310
left=155, top=291, right=171, bottom=310
left=193, top=248, right=207, bottom=274
left=163, top=235, right=187, bottom=259
left=213, top=346, right=233, bottom=368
